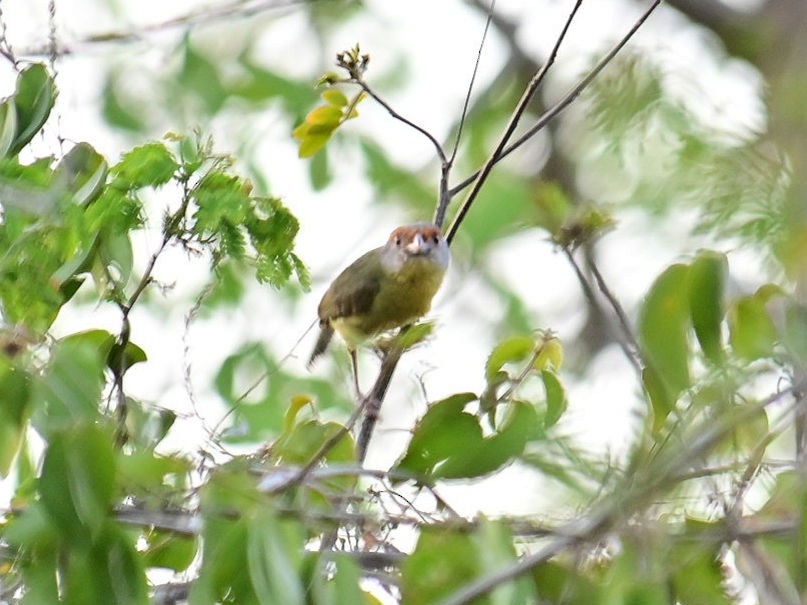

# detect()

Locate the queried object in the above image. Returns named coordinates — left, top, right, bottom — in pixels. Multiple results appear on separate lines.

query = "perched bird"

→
left=308, top=222, right=450, bottom=392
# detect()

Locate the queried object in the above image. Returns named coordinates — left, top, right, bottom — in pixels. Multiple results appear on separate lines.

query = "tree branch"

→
left=444, top=0, right=585, bottom=245
left=447, top=0, right=662, bottom=203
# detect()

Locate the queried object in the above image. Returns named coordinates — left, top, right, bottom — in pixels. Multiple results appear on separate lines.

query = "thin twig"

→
left=434, top=0, right=496, bottom=227
left=563, top=247, right=643, bottom=376
left=444, top=0, right=584, bottom=244
left=447, top=0, right=662, bottom=201
left=355, top=81, right=447, bottom=165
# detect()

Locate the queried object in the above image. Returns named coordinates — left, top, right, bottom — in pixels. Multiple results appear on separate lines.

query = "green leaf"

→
left=0, top=100, right=18, bottom=157
left=10, top=64, right=56, bottom=154
left=247, top=511, right=305, bottom=605
left=393, top=393, right=479, bottom=478
left=402, top=526, right=480, bottom=605
left=113, top=142, right=179, bottom=188
left=688, top=250, right=727, bottom=364
left=486, top=335, right=535, bottom=381
left=321, top=88, right=348, bottom=107
left=273, top=419, right=355, bottom=468
left=0, top=360, right=31, bottom=476
left=39, top=424, right=116, bottom=540
left=638, top=263, right=691, bottom=415
left=55, top=142, right=108, bottom=205
left=32, top=336, right=105, bottom=435
left=143, top=530, right=197, bottom=572
left=434, top=401, right=540, bottom=480
left=542, top=370, right=567, bottom=428
left=729, top=290, right=778, bottom=360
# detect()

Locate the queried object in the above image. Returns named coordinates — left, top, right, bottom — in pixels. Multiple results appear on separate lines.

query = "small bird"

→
left=308, top=222, right=450, bottom=393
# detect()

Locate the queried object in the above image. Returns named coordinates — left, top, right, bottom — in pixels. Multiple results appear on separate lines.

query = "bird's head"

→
left=380, top=223, right=450, bottom=273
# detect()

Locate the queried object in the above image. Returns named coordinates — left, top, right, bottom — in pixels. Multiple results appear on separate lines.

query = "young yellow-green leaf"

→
left=283, top=395, right=314, bottom=433
left=306, top=105, right=343, bottom=126
left=638, top=263, right=691, bottom=400
left=321, top=88, right=349, bottom=107
left=11, top=64, right=56, bottom=154
left=486, top=335, right=535, bottom=381
left=689, top=250, right=727, bottom=365
left=534, top=337, right=563, bottom=371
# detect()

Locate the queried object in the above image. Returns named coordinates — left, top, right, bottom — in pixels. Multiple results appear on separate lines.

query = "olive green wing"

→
left=317, top=249, right=382, bottom=322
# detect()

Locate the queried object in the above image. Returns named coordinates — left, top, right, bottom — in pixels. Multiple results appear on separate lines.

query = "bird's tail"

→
left=307, top=323, right=334, bottom=368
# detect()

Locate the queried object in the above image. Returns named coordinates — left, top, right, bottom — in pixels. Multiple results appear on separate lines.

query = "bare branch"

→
left=447, top=0, right=663, bottom=203
left=434, top=0, right=496, bottom=227
left=444, top=0, right=585, bottom=244
left=355, top=80, right=448, bottom=166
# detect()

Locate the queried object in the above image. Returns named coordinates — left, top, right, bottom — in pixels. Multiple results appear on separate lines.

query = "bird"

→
left=307, top=222, right=450, bottom=394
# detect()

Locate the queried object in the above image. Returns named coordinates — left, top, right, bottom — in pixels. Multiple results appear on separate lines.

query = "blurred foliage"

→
left=0, top=1, right=806, bottom=604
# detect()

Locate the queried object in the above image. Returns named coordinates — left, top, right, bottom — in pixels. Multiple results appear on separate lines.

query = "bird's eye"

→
left=433, top=235, right=440, bottom=244
left=395, top=237, right=402, bottom=246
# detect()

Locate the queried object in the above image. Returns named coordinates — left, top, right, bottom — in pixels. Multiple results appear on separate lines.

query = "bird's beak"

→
left=405, top=232, right=427, bottom=255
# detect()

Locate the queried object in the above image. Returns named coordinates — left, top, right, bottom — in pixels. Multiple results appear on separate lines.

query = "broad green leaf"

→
left=39, top=424, right=116, bottom=540
left=728, top=292, right=778, bottom=360
left=10, top=64, right=56, bottom=154
left=642, top=365, right=673, bottom=433
left=32, top=336, right=105, bottom=434
left=531, top=562, right=599, bottom=604
left=434, top=401, right=540, bottom=480
left=55, top=142, right=108, bottom=205
left=670, top=539, right=732, bottom=605
left=247, top=511, right=305, bottom=605
left=143, top=530, right=197, bottom=572
left=638, top=263, right=691, bottom=412
left=393, top=393, right=478, bottom=478
left=688, top=250, right=727, bottom=364
left=60, top=525, right=148, bottom=604
left=486, top=335, right=535, bottom=380
left=542, top=370, right=567, bottom=428
left=402, top=526, right=480, bottom=605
